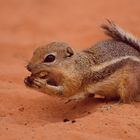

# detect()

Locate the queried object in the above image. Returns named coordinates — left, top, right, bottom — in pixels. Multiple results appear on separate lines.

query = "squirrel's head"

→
left=27, top=42, right=74, bottom=71
left=24, top=42, right=75, bottom=97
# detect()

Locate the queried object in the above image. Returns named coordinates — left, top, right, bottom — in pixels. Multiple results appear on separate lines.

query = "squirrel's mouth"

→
left=24, top=74, right=58, bottom=88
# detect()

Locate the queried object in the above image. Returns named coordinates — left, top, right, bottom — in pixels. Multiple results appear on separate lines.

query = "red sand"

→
left=0, top=0, right=140, bottom=139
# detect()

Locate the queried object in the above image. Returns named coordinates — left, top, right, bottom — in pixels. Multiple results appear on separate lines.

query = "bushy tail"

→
left=101, top=19, right=140, bottom=52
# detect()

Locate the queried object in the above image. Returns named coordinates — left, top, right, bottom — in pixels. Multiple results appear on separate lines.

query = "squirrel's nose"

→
left=26, top=64, right=32, bottom=72
left=24, top=76, right=33, bottom=86
left=27, top=76, right=33, bottom=84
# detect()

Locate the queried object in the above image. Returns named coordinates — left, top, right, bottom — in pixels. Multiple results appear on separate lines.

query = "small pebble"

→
left=63, top=119, right=70, bottom=122
left=72, top=120, right=76, bottom=123
left=105, top=123, right=108, bottom=125
left=24, top=123, right=28, bottom=126
left=87, top=112, right=91, bottom=114
left=18, top=107, right=24, bottom=112
left=63, top=119, right=76, bottom=123
left=124, top=131, right=127, bottom=134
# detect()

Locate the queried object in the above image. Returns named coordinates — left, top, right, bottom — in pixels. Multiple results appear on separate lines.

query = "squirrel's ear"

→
left=66, top=47, right=74, bottom=57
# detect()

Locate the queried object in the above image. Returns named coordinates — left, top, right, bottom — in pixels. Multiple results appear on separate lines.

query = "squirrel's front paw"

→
left=65, top=93, right=87, bottom=104
left=42, top=83, right=64, bottom=96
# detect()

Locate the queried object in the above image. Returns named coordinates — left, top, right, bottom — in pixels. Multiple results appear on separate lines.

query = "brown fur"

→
left=24, top=21, right=140, bottom=103
left=86, top=64, right=140, bottom=103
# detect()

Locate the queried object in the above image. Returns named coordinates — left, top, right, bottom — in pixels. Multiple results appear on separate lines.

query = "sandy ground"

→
left=0, top=0, right=140, bottom=140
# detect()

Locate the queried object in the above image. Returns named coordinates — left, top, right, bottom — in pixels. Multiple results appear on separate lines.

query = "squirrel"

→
left=24, top=20, right=140, bottom=103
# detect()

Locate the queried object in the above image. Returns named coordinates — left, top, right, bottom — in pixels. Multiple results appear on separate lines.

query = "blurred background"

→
left=0, top=0, right=140, bottom=81
left=1, top=0, right=140, bottom=53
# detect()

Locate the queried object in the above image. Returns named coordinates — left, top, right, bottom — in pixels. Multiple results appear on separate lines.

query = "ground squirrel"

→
left=24, top=20, right=140, bottom=103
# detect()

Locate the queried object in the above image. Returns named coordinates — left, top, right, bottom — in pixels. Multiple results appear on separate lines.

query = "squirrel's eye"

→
left=44, top=54, right=55, bottom=63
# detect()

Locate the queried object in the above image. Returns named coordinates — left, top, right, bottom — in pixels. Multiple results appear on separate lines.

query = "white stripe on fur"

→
left=92, top=56, right=140, bottom=72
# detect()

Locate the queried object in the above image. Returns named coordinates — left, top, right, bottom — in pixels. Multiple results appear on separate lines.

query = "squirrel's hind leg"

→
left=134, top=95, right=140, bottom=102
left=118, top=67, right=140, bottom=103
